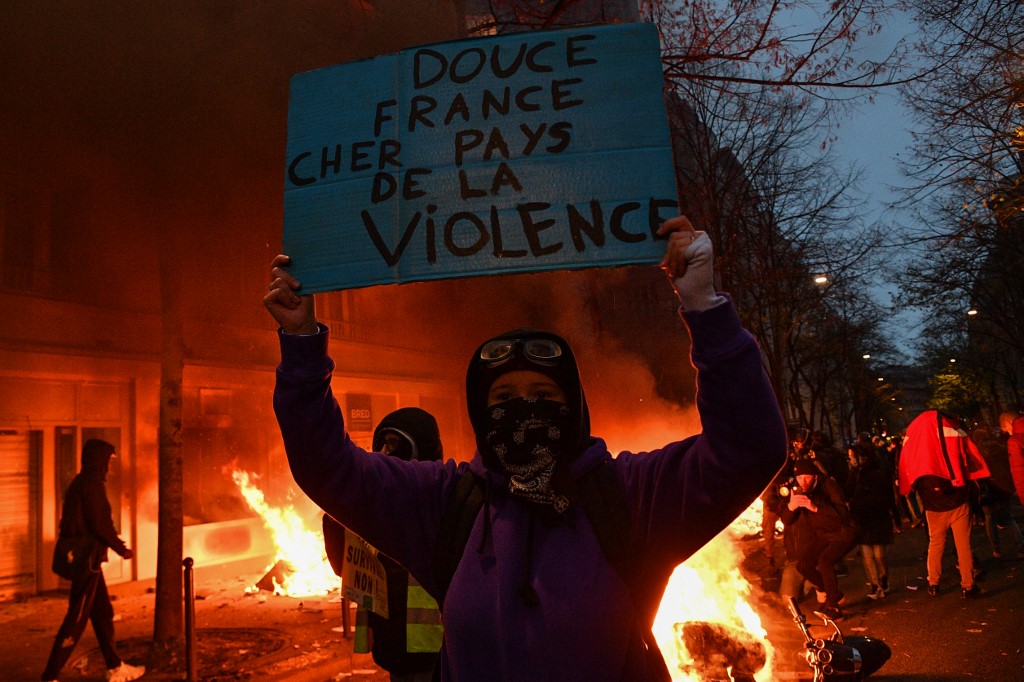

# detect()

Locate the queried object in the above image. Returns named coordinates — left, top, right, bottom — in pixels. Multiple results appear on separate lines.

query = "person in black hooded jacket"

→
left=323, top=408, right=444, bottom=681
left=780, top=458, right=858, bottom=620
left=41, top=439, right=144, bottom=682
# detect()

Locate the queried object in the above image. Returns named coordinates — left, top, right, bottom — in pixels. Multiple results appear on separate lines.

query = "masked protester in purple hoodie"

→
left=265, top=215, right=787, bottom=681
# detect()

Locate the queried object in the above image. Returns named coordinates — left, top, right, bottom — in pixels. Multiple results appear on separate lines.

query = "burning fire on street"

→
left=231, top=469, right=337, bottom=597
left=653, top=501, right=773, bottom=681
left=234, top=465, right=775, bottom=680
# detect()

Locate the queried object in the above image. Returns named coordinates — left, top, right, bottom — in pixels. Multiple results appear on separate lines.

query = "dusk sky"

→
left=823, top=10, right=925, bottom=355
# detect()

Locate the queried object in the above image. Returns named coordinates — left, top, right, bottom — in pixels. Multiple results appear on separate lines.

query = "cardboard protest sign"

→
left=341, top=528, right=389, bottom=618
left=284, top=22, right=677, bottom=292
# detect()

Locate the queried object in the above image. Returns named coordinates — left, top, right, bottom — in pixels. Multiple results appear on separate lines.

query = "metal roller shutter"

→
left=0, top=431, right=38, bottom=597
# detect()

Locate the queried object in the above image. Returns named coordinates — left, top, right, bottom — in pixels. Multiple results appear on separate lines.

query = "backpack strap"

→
left=576, top=460, right=638, bottom=588
left=577, top=461, right=670, bottom=681
left=433, top=470, right=485, bottom=602
left=936, top=411, right=957, bottom=479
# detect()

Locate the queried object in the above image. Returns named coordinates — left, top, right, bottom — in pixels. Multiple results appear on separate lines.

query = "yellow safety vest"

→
left=354, top=575, right=442, bottom=654
left=405, top=576, right=443, bottom=653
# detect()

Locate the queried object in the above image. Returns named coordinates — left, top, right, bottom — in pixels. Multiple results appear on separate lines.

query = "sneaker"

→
left=106, top=663, right=145, bottom=681
left=867, top=584, right=885, bottom=600
left=814, top=605, right=845, bottom=621
left=927, top=584, right=939, bottom=597
left=961, top=585, right=981, bottom=599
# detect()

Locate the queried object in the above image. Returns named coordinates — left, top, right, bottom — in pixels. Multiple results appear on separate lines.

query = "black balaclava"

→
left=466, top=329, right=590, bottom=510
left=81, top=439, right=116, bottom=477
left=371, top=407, right=443, bottom=462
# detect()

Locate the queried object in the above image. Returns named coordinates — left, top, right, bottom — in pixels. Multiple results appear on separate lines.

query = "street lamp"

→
left=862, top=354, right=871, bottom=359
left=967, top=309, right=978, bottom=316
left=814, top=275, right=828, bottom=285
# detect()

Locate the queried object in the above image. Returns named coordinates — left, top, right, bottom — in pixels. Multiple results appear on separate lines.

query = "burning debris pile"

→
left=675, top=621, right=766, bottom=681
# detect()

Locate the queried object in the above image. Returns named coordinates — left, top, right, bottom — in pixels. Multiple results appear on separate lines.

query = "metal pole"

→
left=183, top=557, right=196, bottom=681
left=342, top=596, right=350, bottom=638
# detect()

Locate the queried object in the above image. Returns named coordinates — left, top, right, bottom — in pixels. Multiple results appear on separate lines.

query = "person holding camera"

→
left=779, top=459, right=858, bottom=620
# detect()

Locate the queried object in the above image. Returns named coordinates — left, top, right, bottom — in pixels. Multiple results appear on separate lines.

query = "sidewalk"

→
left=0, top=559, right=389, bottom=682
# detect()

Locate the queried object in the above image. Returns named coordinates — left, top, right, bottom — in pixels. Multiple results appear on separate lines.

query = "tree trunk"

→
left=151, top=238, right=185, bottom=668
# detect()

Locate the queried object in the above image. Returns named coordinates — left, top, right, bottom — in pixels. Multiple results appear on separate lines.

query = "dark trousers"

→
left=41, top=568, right=121, bottom=679
left=795, top=528, right=857, bottom=606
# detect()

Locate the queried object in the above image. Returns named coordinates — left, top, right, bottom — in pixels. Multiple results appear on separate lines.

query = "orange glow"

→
left=232, top=469, right=337, bottom=597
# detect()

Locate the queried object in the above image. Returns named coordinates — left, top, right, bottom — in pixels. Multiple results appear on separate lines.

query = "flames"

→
left=233, top=468, right=775, bottom=679
left=231, top=469, right=337, bottom=597
left=653, top=501, right=774, bottom=681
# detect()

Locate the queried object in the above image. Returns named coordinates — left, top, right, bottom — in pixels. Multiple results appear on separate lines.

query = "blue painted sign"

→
left=283, top=23, right=677, bottom=292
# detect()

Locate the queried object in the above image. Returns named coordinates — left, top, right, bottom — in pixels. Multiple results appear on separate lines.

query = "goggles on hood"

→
left=373, top=428, right=417, bottom=460
left=479, top=338, right=563, bottom=367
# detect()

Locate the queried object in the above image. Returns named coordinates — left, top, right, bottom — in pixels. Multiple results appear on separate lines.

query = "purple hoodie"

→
left=274, top=300, right=786, bottom=681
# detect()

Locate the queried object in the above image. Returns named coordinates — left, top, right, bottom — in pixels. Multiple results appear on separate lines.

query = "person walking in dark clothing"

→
left=847, top=443, right=899, bottom=599
left=780, top=459, right=858, bottom=620
left=41, top=439, right=144, bottom=682
left=324, top=408, right=444, bottom=682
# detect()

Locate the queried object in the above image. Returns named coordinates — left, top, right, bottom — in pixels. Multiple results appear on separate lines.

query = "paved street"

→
left=749, top=502, right=1024, bottom=681
left=2, top=504, right=1022, bottom=681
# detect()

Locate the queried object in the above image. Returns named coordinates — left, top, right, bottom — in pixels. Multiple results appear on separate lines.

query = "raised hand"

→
left=264, top=254, right=318, bottom=334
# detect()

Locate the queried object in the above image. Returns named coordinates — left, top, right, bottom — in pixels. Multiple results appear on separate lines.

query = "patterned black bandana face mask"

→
left=485, top=397, right=572, bottom=512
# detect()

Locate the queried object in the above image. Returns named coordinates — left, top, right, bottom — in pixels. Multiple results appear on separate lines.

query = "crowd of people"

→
left=760, top=410, right=1024, bottom=620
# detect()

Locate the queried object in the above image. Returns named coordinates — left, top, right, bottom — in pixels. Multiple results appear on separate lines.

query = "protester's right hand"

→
left=122, top=548, right=135, bottom=560
left=264, top=255, right=318, bottom=334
